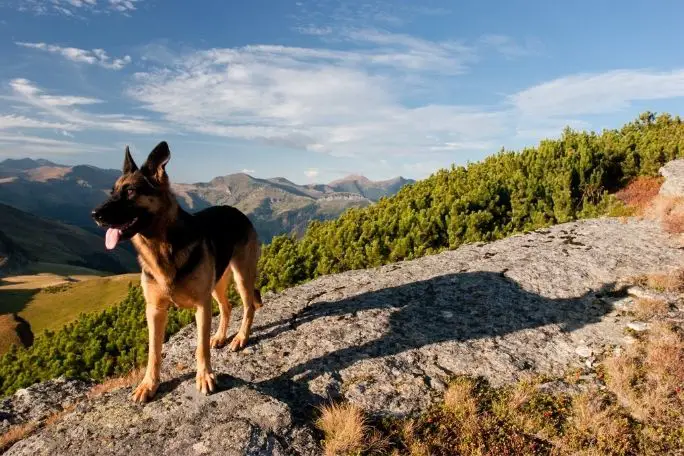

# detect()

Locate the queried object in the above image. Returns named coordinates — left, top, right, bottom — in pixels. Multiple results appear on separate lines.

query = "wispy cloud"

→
left=7, top=78, right=164, bottom=134
left=510, top=69, right=684, bottom=118
left=339, top=28, right=474, bottom=74
left=304, top=168, right=320, bottom=178
left=0, top=114, right=76, bottom=131
left=17, top=42, right=132, bottom=70
left=127, top=32, right=502, bottom=157
left=108, top=0, right=137, bottom=12
left=10, top=0, right=140, bottom=16
left=479, top=34, right=542, bottom=59
left=292, top=0, right=451, bottom=30
left=0, top=133, right=114, bottom=156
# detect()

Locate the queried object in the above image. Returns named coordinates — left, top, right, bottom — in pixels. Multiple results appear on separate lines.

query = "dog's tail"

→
left=254, top=288, right=263, bottom=309
left=254, top=238, right=264, bottom=309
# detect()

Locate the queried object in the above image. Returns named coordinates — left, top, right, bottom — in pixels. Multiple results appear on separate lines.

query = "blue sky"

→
left=2, top=0, right=684, bottom=184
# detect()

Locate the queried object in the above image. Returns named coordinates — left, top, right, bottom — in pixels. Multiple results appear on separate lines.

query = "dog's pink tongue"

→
left=105, top=228, right=122, bottom=250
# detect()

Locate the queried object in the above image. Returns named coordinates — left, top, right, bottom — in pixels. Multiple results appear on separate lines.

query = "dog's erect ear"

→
left=122, top=146, right=138, bottom=174
left=141, top=141, right=171, bottom=185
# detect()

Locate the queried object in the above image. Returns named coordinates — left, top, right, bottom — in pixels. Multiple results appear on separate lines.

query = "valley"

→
left=0, top=262, right=138, bottom=355
left=0, top=159, right=412, bottom=355
left=0, top=158, right=413, bottom=245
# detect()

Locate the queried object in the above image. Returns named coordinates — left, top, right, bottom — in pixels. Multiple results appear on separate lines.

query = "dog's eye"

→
left=127, top=188, right=136, bottom=199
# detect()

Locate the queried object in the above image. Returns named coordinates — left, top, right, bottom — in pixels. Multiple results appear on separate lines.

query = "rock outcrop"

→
left=659, top=159, right=684, bottom=196
left=4, top=165, right=684, bottom=455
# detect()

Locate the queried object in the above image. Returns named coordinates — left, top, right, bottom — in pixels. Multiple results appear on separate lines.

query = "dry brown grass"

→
left=43, top=403, right=76, bottom=427
left=632, top=297, right=670, bottom=320
left=316, top=402, right=367, bottom=456
left=87, top=368, right=144, bottom=398
left=358, top=315, right=683, bottom=455
left=559, top=390, right=635, bottom=455
left=614, top=176, right=664, bottom=215
left=443, top=377, right=478, bottom=419
left=0, top=423, right=37, bottom=452
left=636, top=269, right=684, bottom=293
left=602, top=321, right=684, bottom=454
left=646, top=195, right=684, bottom=234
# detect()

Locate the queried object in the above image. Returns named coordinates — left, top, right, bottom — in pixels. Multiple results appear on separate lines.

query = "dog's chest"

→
left=137, top=238, right=209, bottom=299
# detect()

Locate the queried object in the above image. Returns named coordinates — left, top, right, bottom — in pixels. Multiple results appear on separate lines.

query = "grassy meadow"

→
left=0, top=262, right=139, bottom=355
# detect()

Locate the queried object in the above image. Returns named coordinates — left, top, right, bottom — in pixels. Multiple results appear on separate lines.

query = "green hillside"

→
left=0, top=112, right=682, bottom=397
left=257, top=112, right=683, bottom=291
left=0, top=265, right=139, bottom=357
left=3, top=273, right=140, bottom=338
left=0, top=203, right=138, bottom=274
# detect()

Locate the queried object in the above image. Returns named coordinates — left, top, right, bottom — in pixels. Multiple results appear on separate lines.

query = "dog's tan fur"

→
left=93, top=143, right=262, bottom=403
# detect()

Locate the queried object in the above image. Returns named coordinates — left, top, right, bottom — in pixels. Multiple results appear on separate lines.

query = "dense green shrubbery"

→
left=257, top=112, right=684, bottom=291
left=0, top=284, right=195, bottom=396
left=1, top=112, right=682, bottom=397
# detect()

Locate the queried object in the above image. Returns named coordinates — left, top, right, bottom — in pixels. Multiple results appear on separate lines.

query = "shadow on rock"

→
left=248, top=271, right=623, bottom=422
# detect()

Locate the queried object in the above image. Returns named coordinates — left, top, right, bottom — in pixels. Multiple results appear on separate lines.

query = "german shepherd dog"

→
left=92, top=141, right=262, bottom=403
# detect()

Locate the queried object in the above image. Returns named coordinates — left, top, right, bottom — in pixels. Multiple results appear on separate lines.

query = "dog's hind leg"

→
left=228, top=235, right=261, bottom=351
left=210, top=267, right=233, bottom=348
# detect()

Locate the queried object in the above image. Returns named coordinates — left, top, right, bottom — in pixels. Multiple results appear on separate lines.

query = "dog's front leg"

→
left=133, top=302, right=168, bottom=403
left=195, top=298, right=216, bottom=395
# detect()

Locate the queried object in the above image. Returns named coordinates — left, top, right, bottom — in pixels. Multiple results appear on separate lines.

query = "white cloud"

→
left=292, top=0, right=451, bottom=30
left=11, top=0, right=140, bottom=16
left=340, top=28, right=474, bottom=74
left=17, top=42, right=132, bottom=70
left=129, top=45, right=684, bottom=162
left=304, top=168, right=320, bottom=178
left=108, top=0, right=137, bottom=12
left=241, top=168, right=255, bottom=174
left=7, top=78, right=164, bottom=135
left=428, top=140, right=499, bottom=152
left=127, top=35, right=503, bottom=158
left=0, top=133, right=114, bottom=156
left=510, top=69, right=684, bottom=118
left=0, top=115, right=76, bottom=131
left=295, top=26, right=333, bottom=36
left=479, top=35, right=541, bottom=59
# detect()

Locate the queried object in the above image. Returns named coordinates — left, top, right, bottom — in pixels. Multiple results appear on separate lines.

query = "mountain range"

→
left=0, top=158, right=413, bottom=273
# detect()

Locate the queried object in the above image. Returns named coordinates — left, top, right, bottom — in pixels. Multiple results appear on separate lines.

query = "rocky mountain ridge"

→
left=0, top=159, right=412, bottom=243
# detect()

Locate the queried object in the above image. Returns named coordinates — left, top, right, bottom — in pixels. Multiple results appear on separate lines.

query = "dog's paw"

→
left=132, top=378, right=158, bottom=403
left=210, top=334, right=228, bottom=349
left=229, top=333, right=249, bottom=351
left=196, top=369, right=216, bottom=395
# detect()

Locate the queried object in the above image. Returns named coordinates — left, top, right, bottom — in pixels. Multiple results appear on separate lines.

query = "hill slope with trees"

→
left=257, top=112, right=684, bottom=290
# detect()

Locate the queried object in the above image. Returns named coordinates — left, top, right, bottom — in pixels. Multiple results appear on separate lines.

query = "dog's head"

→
left=92, top=141, right=174, bottom=249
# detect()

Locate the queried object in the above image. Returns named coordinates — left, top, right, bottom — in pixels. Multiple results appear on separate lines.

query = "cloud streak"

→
left=7, top=78, right=164, bottom=134
left=17, top=42, right=132, bottom=70
left=127, top=31, right=502, bottom=158
left=510, top=69, right=684, bottom=118
left=11, top=0, right=140, bottom=16
left=0, top=133, right=114, bottom=156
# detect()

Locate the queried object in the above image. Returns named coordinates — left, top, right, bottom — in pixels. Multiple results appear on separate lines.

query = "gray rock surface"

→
left=4, top=215, right=684, bottom=455
left=659, top=159, right=684, bottom=196
left=0, top=377, right=91, bottom=434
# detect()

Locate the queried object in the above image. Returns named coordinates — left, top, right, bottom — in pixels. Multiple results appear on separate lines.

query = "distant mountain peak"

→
left=0, top=158, right=62, bottom=170
left=329, top=174, right=371, bottom=186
